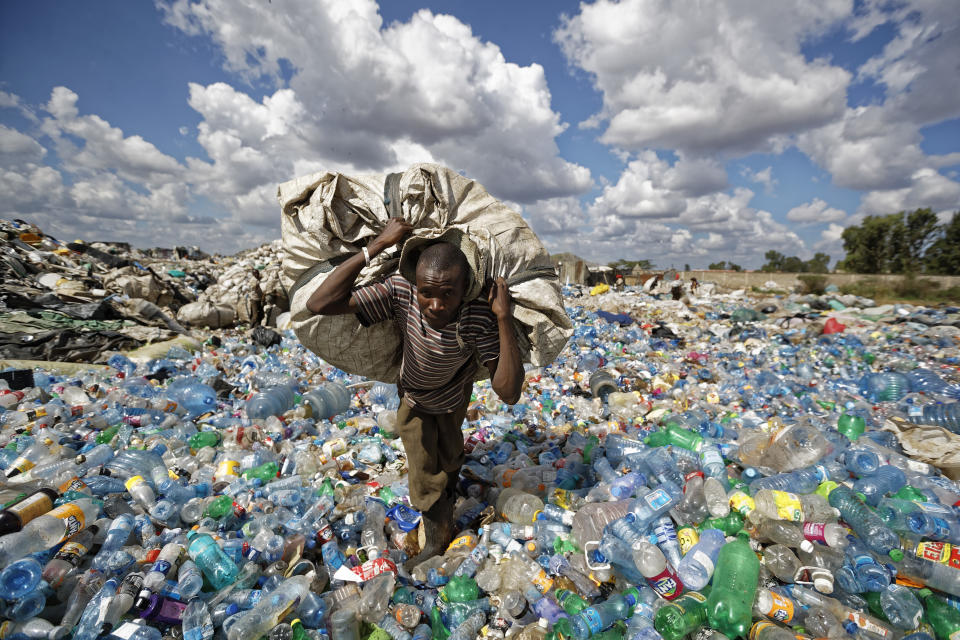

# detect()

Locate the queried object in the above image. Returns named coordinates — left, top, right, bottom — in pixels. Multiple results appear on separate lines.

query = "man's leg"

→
left=396, top=400, right=468, bottom=571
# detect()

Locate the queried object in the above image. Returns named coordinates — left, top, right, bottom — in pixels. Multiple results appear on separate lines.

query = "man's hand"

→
left=371, top=218, right=413, bottom=252
left=488, top=277, right=512, bottom=319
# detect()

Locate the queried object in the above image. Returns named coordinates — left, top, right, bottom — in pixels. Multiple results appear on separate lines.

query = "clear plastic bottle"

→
left=677, top=528, right=725, bottom=590
left=633, top=540, right=683, bottom=600
left=627, top=482, right=683, bottom=531
left=826, top=485, right=903, bottom=560
left=0, top=498, right=100, bottom=565
left=879, top=584, right=922, bottom=630
left=702, top=476, right=729, bottom=517
left=226, top=574, right=312, bottom=640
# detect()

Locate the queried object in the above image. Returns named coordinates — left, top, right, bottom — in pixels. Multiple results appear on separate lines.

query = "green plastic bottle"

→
left=837, top=414, right=865, bottom=441
left=704, top=532, right=759, bottom=639
left=645, top=424, right=703, bottom=452
left=919, top=589, right=960, bottom=640
left=95, top=424, right=120, bottom=445
left=204, top=494, right=234, bottom=519
left=699, top=512, right=744, bottom=535
left=556, top=588, right=589, bottom=615
left=654, top=592, right=708, bottom=640
left=242, top=461, right=278, bottom=483
left=893, top=485, right=928, bottom=502
left=188, top=430, right=222, bottom=450
left=443, top=575, right=478, bottom=603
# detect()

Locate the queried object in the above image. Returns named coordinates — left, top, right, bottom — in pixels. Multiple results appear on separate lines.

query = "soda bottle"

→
left=704, top=532, right=759, bottom=639
left=633, top=540, right=684, bottom=600
left=654, top=592, right=708, bottom=640
left=917, top=588, right=960, bottom=640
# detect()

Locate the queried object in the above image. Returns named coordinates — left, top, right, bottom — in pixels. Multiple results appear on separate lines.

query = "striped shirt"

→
left=354, top=274, right=500, bottom=414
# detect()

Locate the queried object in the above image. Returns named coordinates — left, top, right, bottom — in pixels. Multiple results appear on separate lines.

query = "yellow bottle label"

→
left=751, top=621, right=777, bottom=640
left=6, top=491, right=54, bottom=524
left=531, top=569, right=554, bottom=594
left=49, top=503, right=86, bottom=542
left=447, top=533, right=478, bottom=552
left=729, top=491, right=756, bottom=516
left=125, top=475, right=145, bottom=491
left=915, top=541, right=960, bottom=569
left=771, top=491, right=803, bottom=521
left=9, top=456, right=35, bottom=474
left=216, top=460, right=240, bottom=479
left=677, top=527, right=699, bottom=555
left=760, top=592, right=795, bottom=622
left=58, top=477, right=89, bottom=494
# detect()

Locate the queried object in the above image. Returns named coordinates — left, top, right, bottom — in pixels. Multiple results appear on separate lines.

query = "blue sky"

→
left=1, top=0, right=957, bottom=268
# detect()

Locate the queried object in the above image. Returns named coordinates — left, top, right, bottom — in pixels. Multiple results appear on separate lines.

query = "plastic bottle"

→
left=654, top=592, right=708, bottom=640
left=879, top=584, right=923, bottom=630
left=826, top=485, right=902, bottom=560
left=0, top=498, right=100, bottom=565
left=226, top=575, right=312, bottom=640
left=245, top=386, right=296, bottom=420
left=187, top=531, right=239, bottom=590
left=627, top=482, right=683, bottom=531
left=0, top=487, right=59, bottom=535
left=677, top=528, right=725, bottom=590
left=704, top=532, right=759, bottom=639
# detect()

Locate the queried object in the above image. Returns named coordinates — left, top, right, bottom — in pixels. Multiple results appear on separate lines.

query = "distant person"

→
left=306, top=219, right=524, bottom=570
left=690, top=277, right=699, bottom=295
left=615, top=274, right=624, bottom=292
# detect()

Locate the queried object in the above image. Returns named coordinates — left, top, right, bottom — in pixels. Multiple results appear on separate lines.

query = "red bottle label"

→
left=646, top=566, right=684, bottom=600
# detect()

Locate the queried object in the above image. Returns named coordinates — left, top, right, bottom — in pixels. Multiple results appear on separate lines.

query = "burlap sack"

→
left=278, top=163, right=571, bottom=382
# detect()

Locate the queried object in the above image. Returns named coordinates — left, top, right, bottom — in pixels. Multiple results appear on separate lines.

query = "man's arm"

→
left=306, top=218, right=412, bottom=315
left=484, top=277, right=524, bottom=405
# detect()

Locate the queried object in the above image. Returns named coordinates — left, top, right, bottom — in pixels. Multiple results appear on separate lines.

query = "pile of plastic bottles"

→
left=1, top=291, right=960, bottom=640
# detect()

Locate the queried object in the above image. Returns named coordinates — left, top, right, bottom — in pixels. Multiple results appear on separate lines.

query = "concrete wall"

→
left=681, top=270, right=960, bottom=291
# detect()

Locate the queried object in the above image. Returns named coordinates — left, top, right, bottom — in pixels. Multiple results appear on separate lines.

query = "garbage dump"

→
left=3, top=252, right=960, bottom=640
left=0, top=218, right=289, bottom=365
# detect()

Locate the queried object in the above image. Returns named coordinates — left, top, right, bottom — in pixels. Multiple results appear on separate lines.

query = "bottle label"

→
left=58, top=477, right=89, bottom=494
left=55, top=540, right=90, bottom=567
left=49, top=503, right=86, bottom=541
left=645, top=488, right=672, bottom=510
left=729, top=491, right=755, bottom=516
left=758, top=592, right=795, bottom=622
left=771, top=491, right=803, bottom=521
left=125, top=475, right=145, bottom=491
left=750, top=622, right=777, bottom=640
left=6, top=491, right=54, bottom=523
left=645, top=565, right=683, bottom=600
left=2, top=492, right=27, bottom=509
left=802, top=522, right=826, bottom=543
left=151, top=559, right=173, bottom=576
left=531, top=569, right=554, bottom=594
left=216, top=460, right=239, bottom=479
left=691, top=549, right=715, bottom=576
left=678, top=527, right=699, bottom=554
left=8, top=456, right=35, bottom=475
left=580, top=607, right=604, bottom=633
left=500, top=469, right=517, bottom=488
left=447, top=534, right=478, bottom=552
left=915, top=541, right=960, bottom=569
left=845, top=612, right=893, bottom=639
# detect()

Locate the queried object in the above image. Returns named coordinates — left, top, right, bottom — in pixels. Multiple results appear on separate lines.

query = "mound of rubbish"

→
left=3, top=248, right=960, bottom=640
left=0, top=219, right=289, bottom=363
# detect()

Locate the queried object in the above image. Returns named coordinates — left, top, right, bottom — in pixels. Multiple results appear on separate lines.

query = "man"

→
left=306, top=218, right=524, bottom=570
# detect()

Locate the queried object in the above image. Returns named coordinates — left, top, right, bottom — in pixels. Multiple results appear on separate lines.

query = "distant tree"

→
left=608, top=259, right=654, bottom=271
left=840, top=209, right=941, bottom=273
left=782, top=256, right=806, bottom=272
left=805, top=252, right=831, bottom=273
left=925, top=211, right=960, bottom=275
left=728, top=262, right=743, bottom=272
left=684, top=263, right=691, bottom=271
left=761, top=251, right=785, bottom=272
left=708, top=261, right=725, bottom=270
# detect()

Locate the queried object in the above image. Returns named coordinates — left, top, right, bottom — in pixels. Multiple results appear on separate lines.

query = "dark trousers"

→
left=395, top=399, right=468, bottom=513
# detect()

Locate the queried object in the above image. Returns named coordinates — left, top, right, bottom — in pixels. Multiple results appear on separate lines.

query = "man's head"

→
left=415, top=242, right=470, bottom=329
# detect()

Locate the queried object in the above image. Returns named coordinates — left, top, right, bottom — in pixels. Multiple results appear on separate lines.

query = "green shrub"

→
left=797, top=274, right=828, bottom=295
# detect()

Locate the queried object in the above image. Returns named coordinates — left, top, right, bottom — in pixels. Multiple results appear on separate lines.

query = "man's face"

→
left=415, top=265, right=466, bottom=329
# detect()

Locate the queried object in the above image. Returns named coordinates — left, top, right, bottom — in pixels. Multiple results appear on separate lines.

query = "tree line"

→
left=840, top=208, right=959, bottom=275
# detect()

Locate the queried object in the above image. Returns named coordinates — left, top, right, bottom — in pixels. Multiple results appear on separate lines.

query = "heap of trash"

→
left=3, top=242, right=960, bottom=640
left=0, top=218, right=288, bottom=364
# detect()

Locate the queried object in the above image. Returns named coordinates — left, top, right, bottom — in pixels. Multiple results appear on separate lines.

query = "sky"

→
left=1, top=0, right=958, bottom=269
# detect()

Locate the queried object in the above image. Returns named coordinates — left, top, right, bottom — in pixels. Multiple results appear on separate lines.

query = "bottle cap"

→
left=800, top=540, right=815, bottom=554
left=888, top=549, right=904, bottom=562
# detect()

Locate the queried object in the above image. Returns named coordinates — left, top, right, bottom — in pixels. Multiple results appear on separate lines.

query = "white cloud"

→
left=159, top=0, right=592, bottom=203
left=786, top=198, right=847, bottom=224
left=555, top=0, right=852, bottom=154
left=523, top=197, right=587, bottom=237
left=0, top=125, right=47, bottom=164
left=741, top=166, right=777, bottom=194
left=814, top=222, right=846, bottom=258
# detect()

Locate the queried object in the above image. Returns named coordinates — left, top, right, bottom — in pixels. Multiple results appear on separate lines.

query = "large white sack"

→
left=278, top=163, right=572, bottom=382
left=177, top=301, right=236, bottom=328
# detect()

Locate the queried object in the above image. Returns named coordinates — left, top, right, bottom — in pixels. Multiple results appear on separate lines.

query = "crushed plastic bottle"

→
left=2, top=285, right=960, bottom=640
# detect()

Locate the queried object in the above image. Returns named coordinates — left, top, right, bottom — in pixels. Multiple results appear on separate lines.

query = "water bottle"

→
left=182, top=600, right=214, bottom=640
left=302, top=382, right=351, bottom=420
left=0, top=498, right=101, bottom=565
left=859, top=372, right=909, bottom=402
left=245, top=386, right=296, bottom=419
left=826, top=485, right=903, bottom=560
left=853, top=466, right=906, bottom=506
left=170, top=381, right=218, bottom=417
left=187, top=531, right=239, bottom=590
left=627, top=481, right=683, bottom=531
left=879, top=584, right=922, bottom=630
left=570, top=589, right=639, bottom=639
left=677, top=528, right=725, bottom=590
left=919, top=403, right=960, bottom=431
left=704, top=532, right=759, bottom=639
